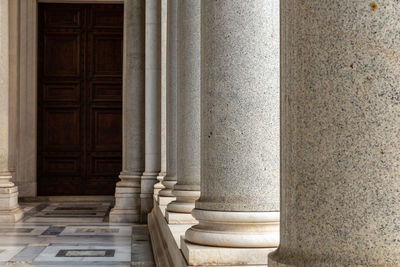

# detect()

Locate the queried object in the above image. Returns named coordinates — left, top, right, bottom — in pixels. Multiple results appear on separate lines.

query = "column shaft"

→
left=185, top=0, right=280, bottom=249
left=270, top=1, right=400, bottom=266
left=8, top=0, right=19, bottom=182
left=0, top=0, right=23, bottom=223
left=110, top=0, right=145, bottom=223
left=141, top=0, right=162, bottom=219
left=154, top=0, right=168, bottom=198
left=166, top=0, right=201, bottom=218
left=158, top=0, right=178, bottom=201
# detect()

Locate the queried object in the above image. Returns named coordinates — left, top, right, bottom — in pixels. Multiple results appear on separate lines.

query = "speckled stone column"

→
left=185, top=0, right=279, bottom=250
left=269, top=1, right=400, bottom=266
left=140, top=0, right=161, bottom=221
left=165, top=0, right=200, bottom=223
left=0, top=0, right=23, bottom=223
left=110, top=0, right=144, bottom=223
left=158, top=0, right=178, bottom=205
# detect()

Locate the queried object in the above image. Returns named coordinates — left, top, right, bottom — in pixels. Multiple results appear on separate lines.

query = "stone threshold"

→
left=20, top=196, right=115, bottom=203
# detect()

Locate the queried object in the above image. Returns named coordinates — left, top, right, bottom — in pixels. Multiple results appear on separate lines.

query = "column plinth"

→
left=269, top=1, right=400, bottom=266
left=110, top=172, right=141, bottom=223
left=186, top=210, right=279, bottom=248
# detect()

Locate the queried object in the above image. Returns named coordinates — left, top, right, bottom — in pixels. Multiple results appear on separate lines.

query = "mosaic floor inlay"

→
left=56, top=249, right=115, bottom=257
left=0, top=201, right=155, bottom=266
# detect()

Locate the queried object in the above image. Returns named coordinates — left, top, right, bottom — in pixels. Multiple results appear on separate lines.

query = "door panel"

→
left=38, top=4, right=123, bottom=195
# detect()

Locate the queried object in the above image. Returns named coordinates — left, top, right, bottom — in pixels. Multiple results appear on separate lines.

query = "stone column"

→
left=165, top=0, right=200, bottom=224
left=110, top=0, right=145, bottom=223
left=158, top=0, right=178, bottom=208
left=8, top=0, right=19, bottom=184
left=17, top=0, right=37, bottom=197
left=0, top=0, right=23, bottom=223
left=154, top=0, right=168, bottom=199
left=269, top=1, right=400, bottom=266
left=183, top=1, right=279, bottom=265
left=141, top=0, right=161, bottom=220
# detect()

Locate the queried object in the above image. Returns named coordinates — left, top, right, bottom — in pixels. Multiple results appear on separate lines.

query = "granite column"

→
left=165, top=0, right=200, bottom=224
left=157, top=0, right=178, bottom=208
left=140, top=0, right=161, bottom=220
left=183, top=1, right=280, bottom=265
left=269, top=1, right=400, bottom=266
left=110, top=0, right=145, bottom=223
left=0, top=0, right=23, bottom=223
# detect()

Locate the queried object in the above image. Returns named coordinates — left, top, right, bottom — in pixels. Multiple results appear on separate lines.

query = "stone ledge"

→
left=148, top=202, right=187, bottom=267
left=181, top=237, right=275, bottom=266
left=158, top=196, right=176, bottom=206
left=166, top=210, right=198, bottom=224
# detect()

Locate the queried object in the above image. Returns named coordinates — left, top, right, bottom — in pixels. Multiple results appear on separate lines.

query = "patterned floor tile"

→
left=60, top=226, right=131, bottom=236
left=0, top=246, right=25, bottom=261
left=0, top=201, right=155, bottom=266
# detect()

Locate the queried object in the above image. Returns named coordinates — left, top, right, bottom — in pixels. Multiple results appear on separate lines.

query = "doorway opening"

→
left=37, top=3, right=123, bottom=195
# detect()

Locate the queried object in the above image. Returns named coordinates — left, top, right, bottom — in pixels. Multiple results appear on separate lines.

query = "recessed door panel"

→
left=38, top=3, right=123, bottom=195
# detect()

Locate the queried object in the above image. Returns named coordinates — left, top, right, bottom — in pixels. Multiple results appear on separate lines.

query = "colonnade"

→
left=143, top=0, right=400, bottom=266
left=1, top=0, right=399, bottom=266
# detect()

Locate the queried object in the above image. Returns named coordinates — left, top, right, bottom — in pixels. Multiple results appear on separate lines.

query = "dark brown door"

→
left=37, top=4, right=123, bottom=195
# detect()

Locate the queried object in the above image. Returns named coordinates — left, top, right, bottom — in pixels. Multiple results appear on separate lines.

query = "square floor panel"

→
left=56, top=249, right=115, bottom=257
left=60, top=226, right=132, bottom=236
left=0, top=226, right=49, bottom=236
left=34, top=245, right=130, bottom=262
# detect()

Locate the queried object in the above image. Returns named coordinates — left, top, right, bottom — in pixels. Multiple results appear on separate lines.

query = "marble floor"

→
left=0, top=201, right=154, bottom=266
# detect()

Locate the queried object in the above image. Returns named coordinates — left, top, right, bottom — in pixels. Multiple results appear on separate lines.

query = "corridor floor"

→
left=0, top=201, right=154, bottom=266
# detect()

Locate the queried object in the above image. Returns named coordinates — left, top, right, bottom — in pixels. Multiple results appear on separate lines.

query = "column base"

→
left=110, top=173, right=141, bottom=223
left=166, top=188, right=200, bottom=213
left=0, top=207, right=24, bottom=223
left=159, top=179, right=177, bottom=197
left=181, top=237, right=274, bottom=266
left=153, top=172, right=166, bottom=199
left=268, top=251, right=297, bottom=267
left=166, top=210, right=198, bottom=224
left=186, top=209, right=279, bottom=248
left=0, top=186, right=23, bottom=223
left=141, top=172, right=159, bottom=222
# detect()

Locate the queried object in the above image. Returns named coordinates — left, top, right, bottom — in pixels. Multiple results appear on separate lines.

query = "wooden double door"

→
left=37, top=4, right=123, bottom=195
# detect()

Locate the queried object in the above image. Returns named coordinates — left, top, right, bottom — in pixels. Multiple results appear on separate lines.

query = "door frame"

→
left=17, top=0, right=123, bottom=197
